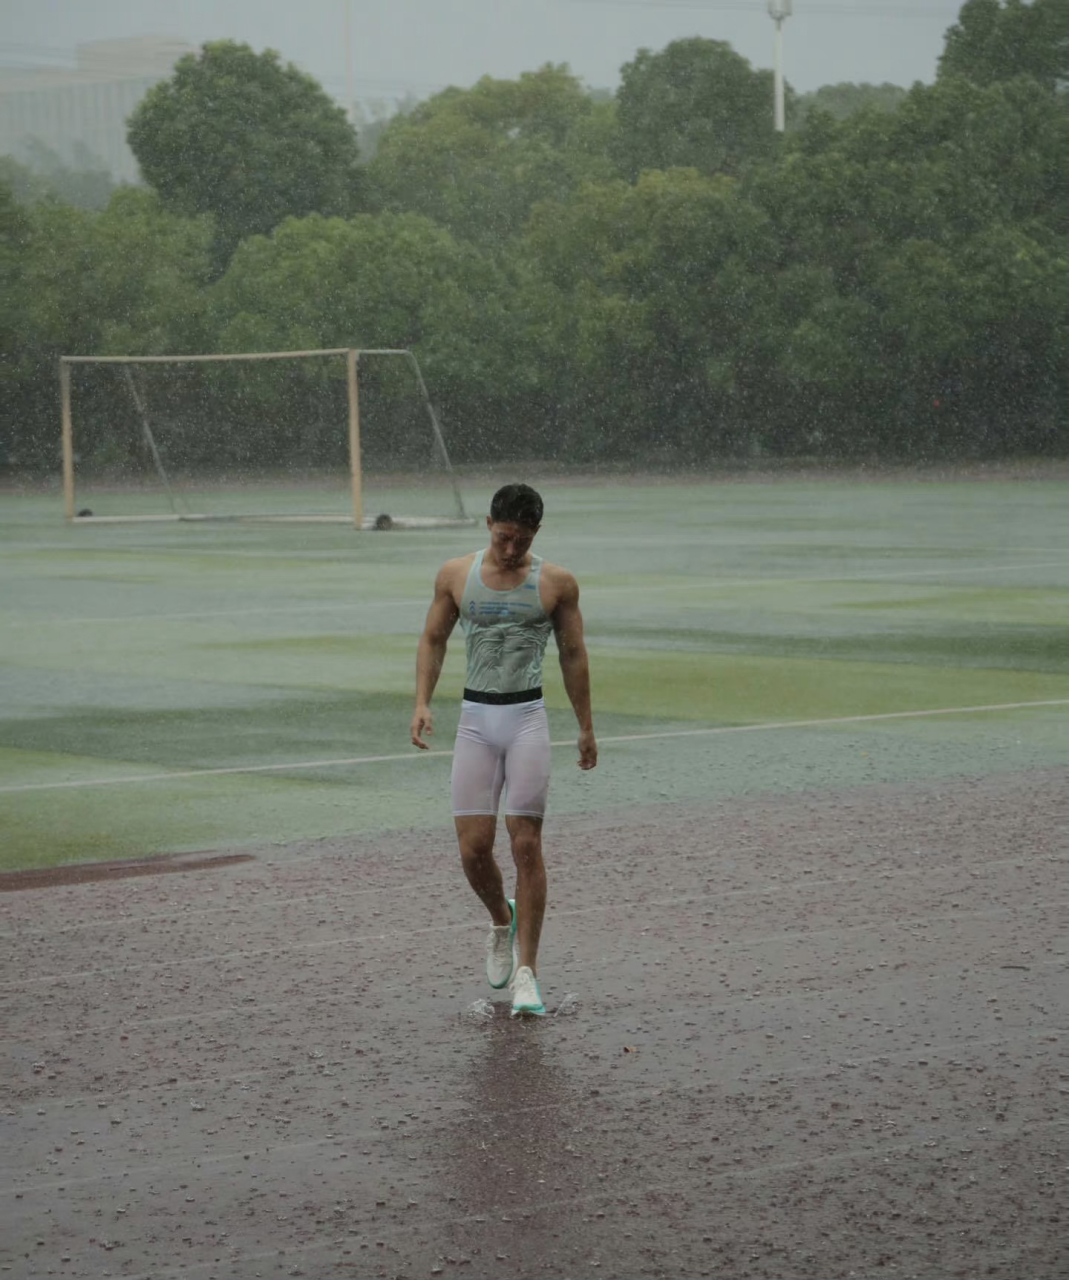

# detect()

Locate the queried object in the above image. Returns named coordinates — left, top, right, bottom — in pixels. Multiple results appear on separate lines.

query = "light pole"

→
left=768, top=0, right=792, bottom=133
left=344, top=0, right=356, bottom=128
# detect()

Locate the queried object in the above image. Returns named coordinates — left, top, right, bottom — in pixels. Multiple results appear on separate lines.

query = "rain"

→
left=1, top=1, right=1066, bottom=1277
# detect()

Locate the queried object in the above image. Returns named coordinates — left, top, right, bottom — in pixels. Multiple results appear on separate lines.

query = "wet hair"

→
left=490, top=483, right=543, bottom=530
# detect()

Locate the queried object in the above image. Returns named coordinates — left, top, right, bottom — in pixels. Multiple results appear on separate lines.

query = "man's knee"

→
left=460, top=840, right=495, bottom=873
left=508, top=823, right=543, bottom=869
left=457, top=818, right=497, bottom=868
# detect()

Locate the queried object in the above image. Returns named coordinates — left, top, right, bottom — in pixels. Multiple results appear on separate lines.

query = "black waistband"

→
left=463, top=686, right=543, bottom=705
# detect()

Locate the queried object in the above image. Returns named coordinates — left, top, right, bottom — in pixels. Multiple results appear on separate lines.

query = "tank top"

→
left=460, top=550, right=553, bottom=694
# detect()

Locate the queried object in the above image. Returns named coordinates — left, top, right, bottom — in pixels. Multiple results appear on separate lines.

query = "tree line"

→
left=2, top=0, right=1065, bottom=475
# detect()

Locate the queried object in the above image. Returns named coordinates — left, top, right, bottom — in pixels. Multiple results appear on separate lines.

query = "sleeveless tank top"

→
left=460, top=550, right=553, bottom=694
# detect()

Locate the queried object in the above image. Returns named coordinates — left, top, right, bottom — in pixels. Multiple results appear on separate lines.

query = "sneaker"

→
left=485, top=898, right=517, bottom=989
left=510, top=965, right=546, bottom=1018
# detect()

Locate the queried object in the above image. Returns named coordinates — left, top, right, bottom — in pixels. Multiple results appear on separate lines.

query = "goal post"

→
left=59, top=347, right=475, bottom=529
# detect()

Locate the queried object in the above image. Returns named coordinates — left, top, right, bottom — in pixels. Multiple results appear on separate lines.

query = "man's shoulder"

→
left=538, top=559, right=580, bottom=606
left=539, top=558, right=577, bottom=585
left=435, top=552, right=478, bottom=589
left=441, top=550, right=479, bottom=570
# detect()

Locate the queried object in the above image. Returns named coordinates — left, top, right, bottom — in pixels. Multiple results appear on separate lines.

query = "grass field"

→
left=1, top=471, right=1066, bottom=872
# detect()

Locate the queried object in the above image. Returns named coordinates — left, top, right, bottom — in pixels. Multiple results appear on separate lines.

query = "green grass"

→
left=1, top=475, right=1066, bottom=870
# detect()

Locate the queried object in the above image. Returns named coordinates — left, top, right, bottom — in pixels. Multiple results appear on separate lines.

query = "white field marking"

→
left=3, top=895, right=1063, bottom=991
left=0, top=558, right=1064, bottom=629
left=2, top=848, right=1057, bottom=943
left=1, top=697, right=1065, bottom=797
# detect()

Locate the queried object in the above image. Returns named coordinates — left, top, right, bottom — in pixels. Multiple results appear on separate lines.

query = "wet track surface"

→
left=2, top=769, right=1067, bottom=1278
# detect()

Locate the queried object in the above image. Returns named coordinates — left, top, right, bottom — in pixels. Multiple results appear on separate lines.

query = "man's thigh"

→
left=503, top=704, right=551, bottom=818
left=452, top=705, right=506, bottom=817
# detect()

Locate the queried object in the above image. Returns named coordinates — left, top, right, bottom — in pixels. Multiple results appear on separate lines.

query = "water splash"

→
left=554, top=993, right=580, bottom=1017
left=465, top=998, right=494, bottom=1020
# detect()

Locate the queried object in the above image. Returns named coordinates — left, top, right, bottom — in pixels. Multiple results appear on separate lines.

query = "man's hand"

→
left=577, top=727, right=597, bottom=770
left=411, top=705, right=434, bottom=750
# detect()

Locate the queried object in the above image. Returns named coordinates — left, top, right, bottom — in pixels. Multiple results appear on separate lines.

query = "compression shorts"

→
left=451, top=696, right=551, bottom=818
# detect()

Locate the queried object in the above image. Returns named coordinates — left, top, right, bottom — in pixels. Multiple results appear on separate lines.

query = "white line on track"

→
left=1, top=698, right=1065, bottom=795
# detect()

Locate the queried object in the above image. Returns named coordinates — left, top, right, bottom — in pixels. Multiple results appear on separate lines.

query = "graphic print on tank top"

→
left=460, top=550, right=553, bottom=694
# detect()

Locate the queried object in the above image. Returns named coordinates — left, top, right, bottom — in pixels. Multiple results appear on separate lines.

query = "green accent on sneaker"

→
left=510, top=965, right=546, bottom=1017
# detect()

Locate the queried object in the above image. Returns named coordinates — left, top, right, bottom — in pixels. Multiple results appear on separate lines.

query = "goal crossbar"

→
left=61, top=347, right=408, bottom=364
left=59, top=348, right=474, bottom=530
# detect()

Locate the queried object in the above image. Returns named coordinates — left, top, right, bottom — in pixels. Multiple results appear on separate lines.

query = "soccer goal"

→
left=59, top=347, right=476, bottom=529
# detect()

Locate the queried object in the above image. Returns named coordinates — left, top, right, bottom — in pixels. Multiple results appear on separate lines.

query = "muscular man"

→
left=411, top=483, right=597, bottom=1017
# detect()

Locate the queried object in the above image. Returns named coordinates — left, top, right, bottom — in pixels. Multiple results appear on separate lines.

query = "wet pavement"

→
left=2, top=769, right=1067, bottom=1278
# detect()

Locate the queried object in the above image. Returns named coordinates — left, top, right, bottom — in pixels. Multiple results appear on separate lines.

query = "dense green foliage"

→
left=2, top=5, right=1066, bottom=475
left=367, top=65, right=617, bottom=246
left=127, top=41, right=366, bottom=266
left=939, top=0, right=1068, bottom=90
left=792, top=83, right=908, bottom=124
left=613, top=39, right=780, bottom=179
left=0, top=141, right=116, bottom=211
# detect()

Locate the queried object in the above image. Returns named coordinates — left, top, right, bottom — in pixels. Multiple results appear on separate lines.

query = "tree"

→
left=209, top=211, right=520, bottom=462
left=1, top=186, right=215, bottom=471
left=872, top=228, right=1067, bottom=455
left=939, top=0, right=1069, bottom=90
left=84, top=189, right=214, bottom=354
left=367, top=65, right=617, bottom=246
left=792, top=82, right=907, bottom=125
left=0, top=141, right=116, bottom=210
left=0, top=183, right=31, bottom=466
left=613, top=38, right=780, bottom=181
left=128, top=41, right=364, bottom=266
left=0, top=157, right=49, bottom=208
left=519, top=168, right=777, bottom=459
left=743, top=69, right=1068, bottom=459
left=748, top=74, right=1067, bottom=282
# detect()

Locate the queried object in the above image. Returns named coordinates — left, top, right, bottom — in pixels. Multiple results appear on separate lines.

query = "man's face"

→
left=487, top=518, right=538, bottom=569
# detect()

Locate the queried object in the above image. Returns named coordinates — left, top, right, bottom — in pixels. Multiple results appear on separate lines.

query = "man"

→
left=411, top=483, right=597, bottom=1017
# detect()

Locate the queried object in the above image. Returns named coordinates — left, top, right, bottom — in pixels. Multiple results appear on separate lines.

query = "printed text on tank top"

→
left=460, top=551, right=553, bottom=695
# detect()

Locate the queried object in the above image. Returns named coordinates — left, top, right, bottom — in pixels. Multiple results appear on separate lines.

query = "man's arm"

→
left=552, top=572, right=597, bottom=771
left=411, top=563, right=460, bottom=750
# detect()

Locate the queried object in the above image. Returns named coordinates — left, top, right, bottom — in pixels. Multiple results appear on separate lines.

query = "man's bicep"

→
left=553, top=586, right=586, bottom=656
left=424, top=570, right=460, bottom=640
left=425, top=596, right=459, bottom=641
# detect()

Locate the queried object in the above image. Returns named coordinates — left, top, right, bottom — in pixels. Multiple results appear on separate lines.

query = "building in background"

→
left=0, top=37, right=193, bottom=183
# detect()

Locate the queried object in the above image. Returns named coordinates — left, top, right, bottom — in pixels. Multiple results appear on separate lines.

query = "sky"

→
left=1, top=0, right=966, bottom=108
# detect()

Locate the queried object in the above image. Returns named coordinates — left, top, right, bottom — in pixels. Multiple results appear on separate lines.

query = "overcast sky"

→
left=1, top=0, right=965, bottom=105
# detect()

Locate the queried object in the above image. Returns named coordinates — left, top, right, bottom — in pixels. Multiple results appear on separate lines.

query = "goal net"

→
left=60, top=347, right=475, bottom=529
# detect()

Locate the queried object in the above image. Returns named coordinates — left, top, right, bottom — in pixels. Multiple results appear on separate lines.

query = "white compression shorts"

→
left=451, top=698, right=551, bottom=819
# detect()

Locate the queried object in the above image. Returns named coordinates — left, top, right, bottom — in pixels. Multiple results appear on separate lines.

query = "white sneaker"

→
left=485, top=899, right=517, bottom=989
left=510, top=965, right=546, bottom=1017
